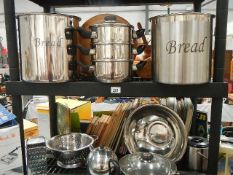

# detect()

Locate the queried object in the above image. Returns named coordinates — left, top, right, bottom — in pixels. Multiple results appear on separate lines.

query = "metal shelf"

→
left=28, top=0, right=204, bottom=7
left=6, top=81, right=228, bottom=97
left=3, top=0, right=229, bottom=174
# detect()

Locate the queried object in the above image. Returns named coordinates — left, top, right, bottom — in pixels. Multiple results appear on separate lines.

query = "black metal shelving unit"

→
left=3, top=0, right=229, bottom=174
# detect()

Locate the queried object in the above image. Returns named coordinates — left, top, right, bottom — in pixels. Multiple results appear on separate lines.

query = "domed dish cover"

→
left=124, top=104, right=187, bottom=162
left=119, top=152, right=177, bottom=175
left=87, top=146, right=119, bottom=175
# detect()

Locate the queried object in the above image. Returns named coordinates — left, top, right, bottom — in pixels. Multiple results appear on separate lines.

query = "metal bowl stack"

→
left=47, top=133, right=94, bottom=168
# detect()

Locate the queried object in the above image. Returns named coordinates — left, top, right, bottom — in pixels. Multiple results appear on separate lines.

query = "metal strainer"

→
left=47, top=133, right=95, bottom=168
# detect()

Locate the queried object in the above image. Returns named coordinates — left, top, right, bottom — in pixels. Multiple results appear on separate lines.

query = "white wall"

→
left=0, top=0, right=43, bottom=48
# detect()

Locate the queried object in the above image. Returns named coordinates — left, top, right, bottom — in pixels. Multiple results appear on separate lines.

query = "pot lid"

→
left=92, top=15, right=132, bottom=28
left=149, top=12, right=214, bottom=21
left=119, top=152, right=177, bottom=175
left=124, top=104, right=187, bottom=162
left=188, top=136, right=208, bottom=148
left=17, top=13, right=81, bottom=21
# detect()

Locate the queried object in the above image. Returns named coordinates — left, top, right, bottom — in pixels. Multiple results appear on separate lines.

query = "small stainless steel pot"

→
left=18, top=13, right=80, bottom=82
left=87, top=146, right=120, bottom=175
left=151, top=13, right=214, bottom=84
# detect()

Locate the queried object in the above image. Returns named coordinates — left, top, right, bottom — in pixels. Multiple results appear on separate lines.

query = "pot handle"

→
left=136, top=28, right=145, bottom=39
left=109, top=159, right=121, bottom=175
left=197, top=151, right=208, bottom=160
left=77, top=44, right=95, bottom=55
left=136, top=61, right=147, bottom=71
left=137, top=45, right=146, bottom=55
left=90, top=135, right=99, bottom=142
left=65, top=27, right=75, bottom=40
left=77, top=27, right=97, bottom=39
left=67, top=44, right=95, bottom=56
left=104, top=15, right=117, bottom=22
left=132, top=45, right=146, bottom=55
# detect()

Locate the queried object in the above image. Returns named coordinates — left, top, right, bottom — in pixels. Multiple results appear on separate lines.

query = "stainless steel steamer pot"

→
left=151, top=13, right=214, bottom=84
left=18, top=13, right=80, bottom=82
left=67, top=15, right=144, bottom=83
left=87, top=19, right=134, bottom=83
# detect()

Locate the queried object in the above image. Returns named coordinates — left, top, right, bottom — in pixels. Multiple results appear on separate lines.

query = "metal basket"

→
left=47, top=133, right=94, bottom=169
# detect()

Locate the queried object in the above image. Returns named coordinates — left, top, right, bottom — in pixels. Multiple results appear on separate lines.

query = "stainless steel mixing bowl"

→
left=124, top=104, right=187, bottom=162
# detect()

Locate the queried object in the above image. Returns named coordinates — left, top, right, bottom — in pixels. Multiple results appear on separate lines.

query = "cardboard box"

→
left=23, top=119, right=39, bottom=139
left=0, top=125, right=22, bottom=173
left=56, top=99, right=91, bottom=121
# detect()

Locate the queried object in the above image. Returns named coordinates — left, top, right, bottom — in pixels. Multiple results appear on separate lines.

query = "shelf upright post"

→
left=43, top=7, right=57, bottom=137
left=207, top=0, right=229, bottom=174
left=190, top=0, right=202, bottom=137
left=194, top=1, right=202, bottom=12
left=3, top=0, right=27, bottom=174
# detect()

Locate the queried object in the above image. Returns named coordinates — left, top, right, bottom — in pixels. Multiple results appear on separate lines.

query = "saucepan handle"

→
left=132, top=45, right=146, bottom=55
left=109, top=159, right=121, bottom=175
left=104, top=15, right=117, bottom=22
left=90, top=135, right=99, bottom=141
left=65, top=27, right=75, bottom=40
left=67, top=44, right=95, bottom=56
left=197, top=151, right=208, bottom=160
left=136, top=28, right=145, bottom=39
left=137, top=45, right=146, bottom=55
left=77, top=27, right=97, bottom=39
left=136, top=61, right=147, bottom=71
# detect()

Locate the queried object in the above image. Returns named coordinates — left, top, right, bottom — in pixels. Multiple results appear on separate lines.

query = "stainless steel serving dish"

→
left=47, top=133, right=94, bottom=168
left=18, top=13, right=80, bottom=82
left=124, top=104, right=187, bottom=162
left=151, top=12, right=214, bottom=84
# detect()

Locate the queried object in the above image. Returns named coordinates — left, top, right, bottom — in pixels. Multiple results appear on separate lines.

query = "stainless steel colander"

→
left=47, top=133, right=95, bottom=168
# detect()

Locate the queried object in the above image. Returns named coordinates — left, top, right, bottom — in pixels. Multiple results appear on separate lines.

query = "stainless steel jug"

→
left=151, top=13, right=214, bottom=84
left=18, top=13, right=80, bottom=82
